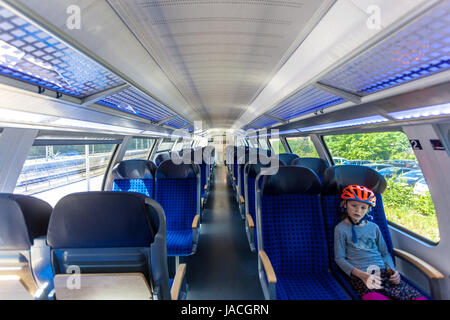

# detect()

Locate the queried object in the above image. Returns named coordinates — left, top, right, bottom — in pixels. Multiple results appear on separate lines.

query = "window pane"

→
left=269, top=138, right=286, bottom=154
left=123, top=138, right=156, bottom=161
left=287, top=137, right=319, bottom=157
left=323, top=132, right=439, bottom=243
left=14, top=143, right=116, bottom=207
left=157, top=138, right=175, bottom=152
left=259, top=139, right=269, bottom=150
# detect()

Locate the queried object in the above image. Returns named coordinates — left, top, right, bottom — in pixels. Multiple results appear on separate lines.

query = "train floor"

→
left=185, top=165, right=264, bottom=300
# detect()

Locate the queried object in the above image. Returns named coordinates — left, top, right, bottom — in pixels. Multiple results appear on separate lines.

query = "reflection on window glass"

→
left=123, top=138, right=156, bottom=161
left=269, top=138, right=286, bottom=154
left=259, top=139, right=269, bottom=150
left=157, top=138, right=175, bottom=152
left=14, top=143, right=117, bottom=206
left=287, top=137, right=318, bottom=157
left=324, top=132, right=439, bottom=243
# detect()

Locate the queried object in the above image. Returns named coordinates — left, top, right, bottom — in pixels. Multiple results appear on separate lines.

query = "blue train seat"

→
left=155, top=152, right=171, bottom=166
left=0, top=194, right=52, bottom=299
left=243, top=157, right=285, bottom=252
left=111, top=160, right=157, bottom=198
left=291, top=157, right=330, bottom=180
left=43, top=192, right=186, bottom=300
left=278, top=153, right=300, bottom=166
left=155, top=160, right=200, bottom=256
left=321, top=165, right=433, bottom=299
left=256, top=167, right=350, bottom=300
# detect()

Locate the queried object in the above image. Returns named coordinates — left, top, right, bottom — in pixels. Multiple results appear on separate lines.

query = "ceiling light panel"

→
left=320, top=1, right=450, bottom=96
left=247, top=115, right=279, bottom=129
left=266, top=85, right=346, bottom=121
left=97, top=87, right=185, bottom=123
left=107, top=0, right=333, bottom=128
left=0, top=5, right=125, bottom=98
left=164, top=117, right=190, bottom=129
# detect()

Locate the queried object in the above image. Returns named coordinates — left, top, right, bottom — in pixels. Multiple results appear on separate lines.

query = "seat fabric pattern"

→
left=113, top=179, right=153, bottom=198
left=261, top=193, right=349, bottom=300
left=167, top=231, right=194, bottom=256
left=155, top=179, right=197, bottom=256
left=277, top=273, right=351, bottom=300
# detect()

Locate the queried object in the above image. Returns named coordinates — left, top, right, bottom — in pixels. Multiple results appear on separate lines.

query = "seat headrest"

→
left=292, top=158, right=330, bottom=177
left=155, top=153, right=171, bottom=166
left=322, top=165, right=387, bottom=194
left=112, top=160, right=156, bottom=180
left=47, top=192, right=160, bottom=249
left=278, top=153, right=300, bottom=166
left=261, top=166, right=322, bottom=196
left=156, top=160, right=198, bottom=179
left=0, top=194, right=52, bottom=250
left=245, top=156, right=285, bottom=178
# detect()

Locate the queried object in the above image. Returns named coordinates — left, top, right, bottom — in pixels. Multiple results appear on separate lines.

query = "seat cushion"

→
left=113, top=179, right=154, bottom=198
left=277, top=273, right=350, bottom=300
left=167, top=231, right=193, bottom=256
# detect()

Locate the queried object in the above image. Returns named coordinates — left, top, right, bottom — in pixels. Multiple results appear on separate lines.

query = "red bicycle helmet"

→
left=341, top=185, right=376, bottom=207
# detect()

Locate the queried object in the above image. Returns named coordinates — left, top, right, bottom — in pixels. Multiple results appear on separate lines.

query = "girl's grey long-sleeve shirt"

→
left=334, top=220, right=395, bottom=276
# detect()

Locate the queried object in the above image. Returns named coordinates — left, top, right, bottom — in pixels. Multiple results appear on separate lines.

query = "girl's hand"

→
left=389, top=270, right=401, bottom=285
left=354, top=270, right=383, bottom=289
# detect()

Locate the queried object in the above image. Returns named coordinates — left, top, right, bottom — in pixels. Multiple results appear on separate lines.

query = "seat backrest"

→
left=278, top=153, right=300, bottom=166
left=155, top=161, right=199, bottom=232
left=0, top=194, right=52, bottom=298
left=321, top=165, right=391, bottom=271
left=46, top=191, right=170, bottom=300
left=244, top=157, right=285, bottom=224
left=112, top=160, right=157, bottom=198
left=257, top=166, right=325, bottom=275
left=292, top=157, right=330, bottom=180
left=155, top=152, right=171, bottom=166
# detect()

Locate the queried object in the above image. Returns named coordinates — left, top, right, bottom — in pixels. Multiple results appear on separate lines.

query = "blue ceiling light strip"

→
left=97, top=87, right=186, bottom=124
left=165, top=117, right=190, bottom=129
left=266, top=86, right=346, bottom=121
left=247, top=115, right=279, bottom=129
left=320, top=1, right=450, bottom=96
left=0, top=5, right=125, bottom=98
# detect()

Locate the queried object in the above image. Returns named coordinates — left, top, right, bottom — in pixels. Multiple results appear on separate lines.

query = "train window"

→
left=286, top=137, right=319, bottom=157
left=14, top=142, right=117, bottom=206
left=269, top=138, right=286, bottom=154
left=323, top=132, right=439, bottom=243
left=123, top=138, right=156, bottom=161
left=258, top=139, right=270, bottom=150
left=156, top=138, right=175, bottom=153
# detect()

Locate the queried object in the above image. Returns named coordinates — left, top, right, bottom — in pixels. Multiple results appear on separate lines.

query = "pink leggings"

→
left=362, top=292, right=428, bottom=300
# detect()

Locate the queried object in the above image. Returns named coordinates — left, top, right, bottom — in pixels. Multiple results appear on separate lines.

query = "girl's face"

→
left=345, top=200, right=370, bottom=223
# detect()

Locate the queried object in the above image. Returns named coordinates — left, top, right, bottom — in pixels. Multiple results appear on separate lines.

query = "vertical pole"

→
left=85, top=144, right=90, bottom=191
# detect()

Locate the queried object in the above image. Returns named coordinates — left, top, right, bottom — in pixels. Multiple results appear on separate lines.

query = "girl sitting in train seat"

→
left=334, top=185, right=428, bottom=300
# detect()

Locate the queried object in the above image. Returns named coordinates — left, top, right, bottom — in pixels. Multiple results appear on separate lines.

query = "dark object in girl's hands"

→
left=383, top=268, right=396, bottom=288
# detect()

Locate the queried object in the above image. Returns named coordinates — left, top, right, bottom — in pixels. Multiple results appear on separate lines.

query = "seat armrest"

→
left=258, top=250, right=277, bottom=284
left=394, top=248, right=444, bottom=279
left=246, top=214, right=255, bottom=228
left=170, top=264, right=187, bottom=300
left=192, top=214, right=200, bottom=229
